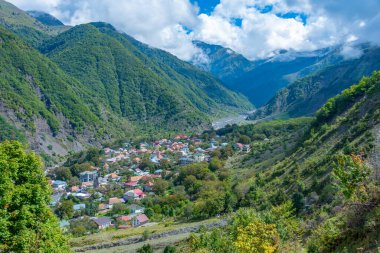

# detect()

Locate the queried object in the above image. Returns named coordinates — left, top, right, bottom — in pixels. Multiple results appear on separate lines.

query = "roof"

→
left=93, top=217, right=112, bottom=226
left=125, top=181, right=138, bottom=187
left=117, top=215, right=132, bottom=221
left=73, top=204, right=86, bottom=210
left=130, top=176, right=143, bottom=182
left=53, top=180, right=67, bottom=185
left=133, top=189, right=144, bottom=195
left=110, top=173, right=119, bottom=179
left=128, top=204, right=144, bottom=210
left=109, top=197, right=123, bottom=205
left=136, top=214, right=149, bottom=223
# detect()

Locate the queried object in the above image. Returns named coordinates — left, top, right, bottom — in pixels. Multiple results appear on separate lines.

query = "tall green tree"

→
left=0, top=141, right=70, bottom=252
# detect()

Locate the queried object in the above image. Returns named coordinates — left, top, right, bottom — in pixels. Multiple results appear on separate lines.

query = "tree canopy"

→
left=0, top=141, right=70, bottom=252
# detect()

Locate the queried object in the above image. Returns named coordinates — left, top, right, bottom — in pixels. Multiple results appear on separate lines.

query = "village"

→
left=49, top=133, right=251, bottom=235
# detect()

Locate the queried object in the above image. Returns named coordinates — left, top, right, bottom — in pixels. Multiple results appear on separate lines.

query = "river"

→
left=212, top=111, right=255, bottom=130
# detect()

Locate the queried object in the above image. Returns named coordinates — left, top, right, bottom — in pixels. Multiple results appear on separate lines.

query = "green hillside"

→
left=183, top=72, right=380, bottom=252
left=250, top=45, right=380, bottom=120
left=0, top=26, right=131, bottom=156
left=39, top=23, right=252, bottom=130
left=0, top=0, right=68, bottom=47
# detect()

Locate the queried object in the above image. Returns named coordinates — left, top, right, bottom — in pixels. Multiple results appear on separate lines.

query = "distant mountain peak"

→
left=26, top=10, right=64, bottom=26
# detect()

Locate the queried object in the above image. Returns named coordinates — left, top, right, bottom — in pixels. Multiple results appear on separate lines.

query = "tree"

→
left=234, top=221, right=279, bottom=253
left=209, top=157, right=223, bottom=171
left=111, top=203, right=130, bottom=215
left=53, top=167, right=72, bottom=181
left=152, top=179, right=169, bottom=195
left=164, top=245, right=177, bottom=253
left=137, top=244, right=153, bottom=253
left=0, top=141, right=70, bottom=252
left=333, top=154, right=370, bottom=198
left=56, top=200, right=74, bottom=219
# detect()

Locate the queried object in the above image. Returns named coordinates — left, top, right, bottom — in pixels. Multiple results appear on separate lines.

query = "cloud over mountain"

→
left=9, top=0, right=380, bottom=60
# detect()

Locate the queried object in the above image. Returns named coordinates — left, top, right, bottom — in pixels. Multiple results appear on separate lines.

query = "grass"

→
left=69, top=218, right=220, bottom=249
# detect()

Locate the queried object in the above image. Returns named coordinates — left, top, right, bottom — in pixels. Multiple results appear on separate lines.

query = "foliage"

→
left=0, top=141, right=70, bottom=252
left=234, top=221, right=279, bottom=253
left=138, top=244, right=153, bottom=253
left=333, top=154, right=370, bottom=198
left=164, top=245, right=177, bottom=253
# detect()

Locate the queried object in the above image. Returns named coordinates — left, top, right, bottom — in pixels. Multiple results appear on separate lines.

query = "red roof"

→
left=117, top=215, right=132, bottom=221
left=125, top=182, right=138, bottom=187
left=137, top=214, right=149, bottom=223
left=133, top=189, right=144, bottom=196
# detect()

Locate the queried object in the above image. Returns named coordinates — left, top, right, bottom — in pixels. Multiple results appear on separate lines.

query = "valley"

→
left=0, top=0, right=379, bottom=253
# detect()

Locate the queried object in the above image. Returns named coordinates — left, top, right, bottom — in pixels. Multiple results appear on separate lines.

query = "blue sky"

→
left=8, top=0, right=380, bottom=61
left=191, top=0, right=220, bottom=15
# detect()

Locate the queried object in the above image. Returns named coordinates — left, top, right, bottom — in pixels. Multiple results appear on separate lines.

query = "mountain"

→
left=190, top=71, right=380, bottom=252
left=0, top=0, right=68, bottom=47
left=0, top=3, right=252, bottom=156
left=192, top=40, right=255, bottom=85
left=250, top=43, right=380, bottom=120
left=193, top=41, right=347, bottom=107
left=27, top=11, right=64, bottom=26
left=39, top=23, right=252, bottom=126
left=0, top=26, right=131, bottom=156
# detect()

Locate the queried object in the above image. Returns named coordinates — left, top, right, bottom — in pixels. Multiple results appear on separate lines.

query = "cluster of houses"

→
left=50, top=133, right=251, bottom=233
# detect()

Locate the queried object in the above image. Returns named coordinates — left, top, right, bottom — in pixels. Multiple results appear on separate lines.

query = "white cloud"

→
left=7, top=0, right=380, bottom=60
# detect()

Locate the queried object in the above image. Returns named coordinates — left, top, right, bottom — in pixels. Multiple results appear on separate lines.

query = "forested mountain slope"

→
left=39, top=23, right=252, bottom=128
left=250, top=44, right=380, bottom=120
left=182, top=71, right=380, bottom=253
left=0, top=26, right=131, bottom=156
left=0, top=0, right=68, bottom=47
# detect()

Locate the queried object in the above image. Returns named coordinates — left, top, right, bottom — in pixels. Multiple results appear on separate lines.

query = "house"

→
left=71, top=192, right=91, bottom=199
left=79, top=171, right=98, bottom=182
left=125, top=181, right=138, bottom=189
left=69, top=186, right=80, bottom=192
left=59, top=220, right=70, bottom=233
left=128, top=204, right=145, bottom=214
left=73, top=204, right=86, bottom=211
left=93, top=217, right=112, bottom=229
left=175, top=134, right=188, bottom=140
left=108, top=197, right=125, bottom=208
left=242, top=145, right=251, bottom=153
left=81, top=181, right=94, bottom=189
left=179, top=157, right=194, bottom=165
left=124, top=189, right=146, bottom=200
left=193, top=152, right=205, bottom=162
left=52, top=180, right=67, bottom=190
left=109, top=173, right=121, bottom=181
left=98, top=203, right=109, bottom=212
left=116, top=215, right=132, bottom=222
left=235, top=143, right=244, bottom=151
left=132, top=214, right=149, bottom=227
left=143, top=181, right=154, bottom=192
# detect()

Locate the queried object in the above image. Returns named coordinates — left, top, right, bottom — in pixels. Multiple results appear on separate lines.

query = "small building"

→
left=116, top=215, right=132, bottom=222
left=128, top=204, right=145, bottom=214
left=179, top=157, right=194, bottom=165
left=124, top=189, right=146, bottom=201
left=242, top=145, right=251, bottom=153
left=143, top=181, right=154, bottom=192
left=108, top=197, right=125, bottom=208
left=93, top=217, right=112, bottom=230
left=79, top=171, right=98, bottom=183
left=73, top=204, right=86, bottom=211
left=81, top=181, right=94, bottom=189
left=132, top=214, right=149, bottom=227
left=109, top=173, right=121, bottom=181
left=193, top=153, right=205, bottom=162
left=52, top=180, right=67, bottom=190
left=235, top=143, right=244, bottom=151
